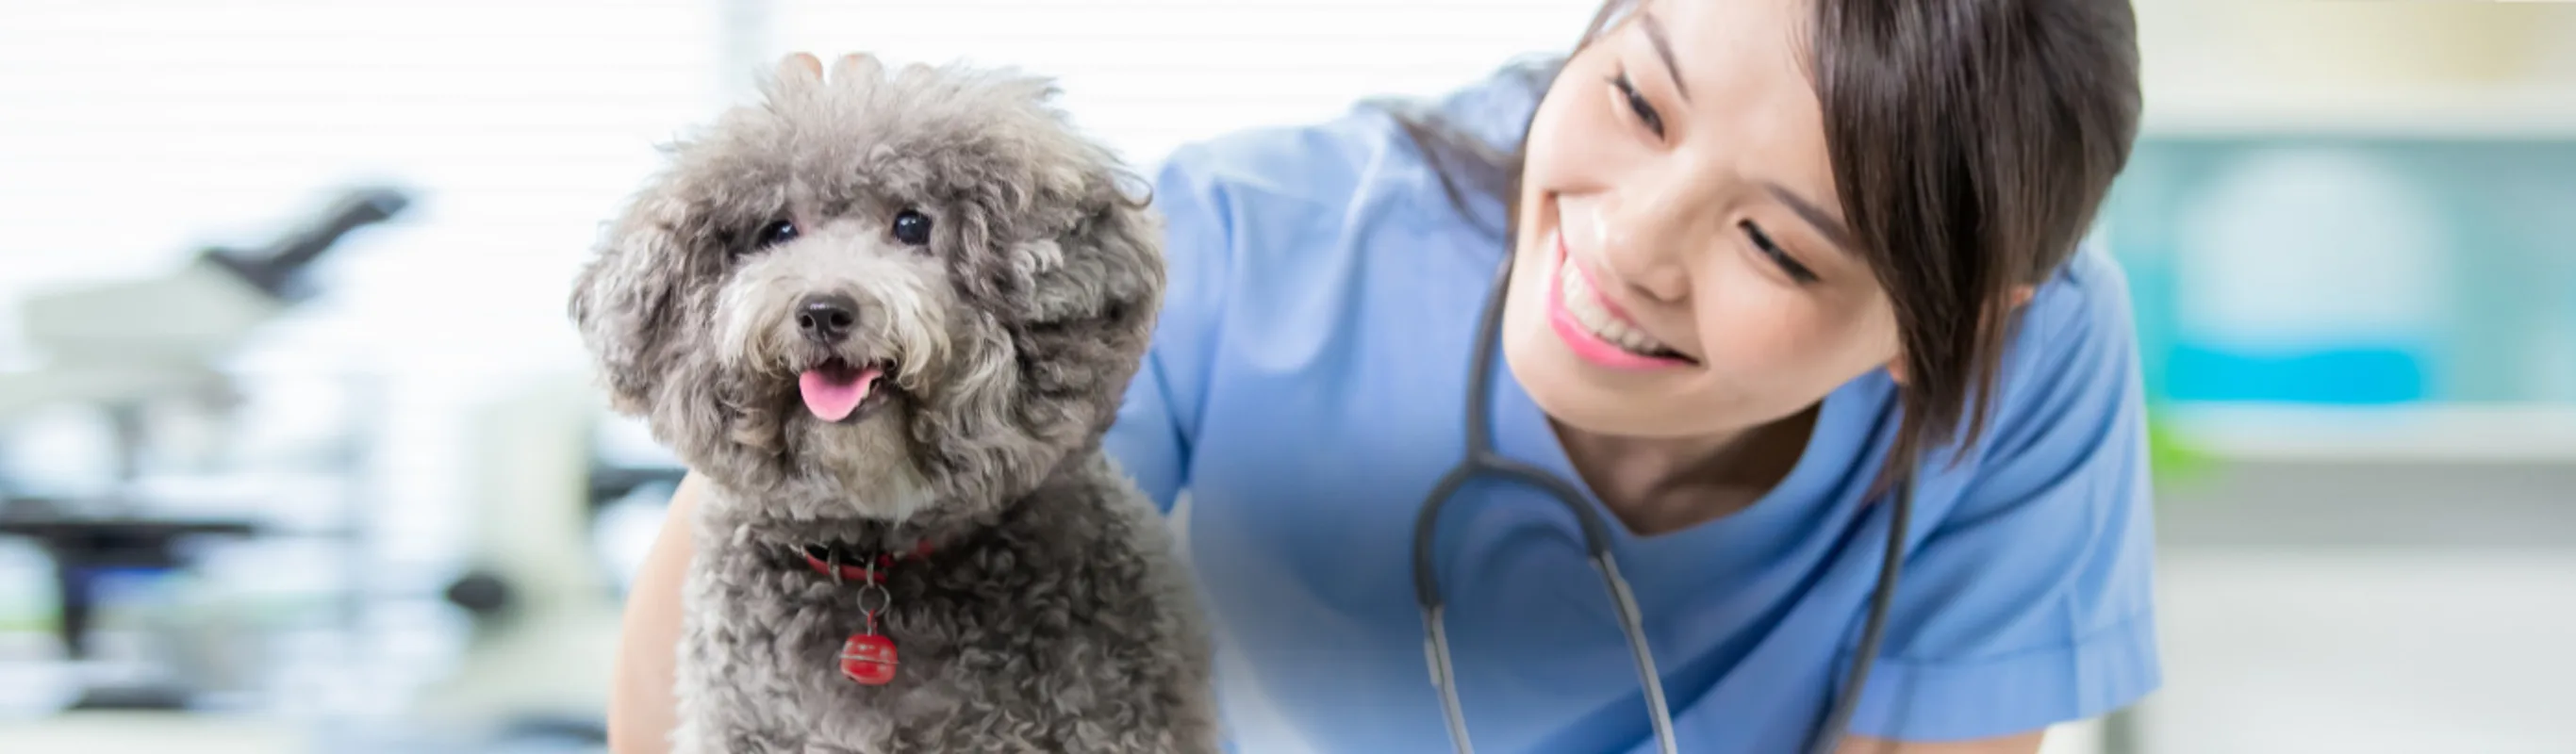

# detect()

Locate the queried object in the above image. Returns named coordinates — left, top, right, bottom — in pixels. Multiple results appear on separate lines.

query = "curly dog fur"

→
left=568, top=54, right=1220, bottom=753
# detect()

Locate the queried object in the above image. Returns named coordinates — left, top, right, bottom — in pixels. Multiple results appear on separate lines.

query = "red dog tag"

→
left=839, top=631, right=899, bottom=685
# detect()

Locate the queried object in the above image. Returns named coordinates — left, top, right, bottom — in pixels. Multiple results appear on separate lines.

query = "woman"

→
left=612, top=0, right=2158, bottom=751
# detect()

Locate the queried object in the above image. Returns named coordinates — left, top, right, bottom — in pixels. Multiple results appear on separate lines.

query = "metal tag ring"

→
left=856, top=582, right=892, bottom=615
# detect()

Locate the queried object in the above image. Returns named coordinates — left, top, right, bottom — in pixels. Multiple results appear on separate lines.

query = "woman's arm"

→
left=1840, top=730, right=2045, bottom=754
left=606, top=470, right=705, bottom=754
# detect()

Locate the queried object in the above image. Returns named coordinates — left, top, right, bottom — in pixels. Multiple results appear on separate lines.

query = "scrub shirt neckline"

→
left=1480, top=318, right=1874, bottom=551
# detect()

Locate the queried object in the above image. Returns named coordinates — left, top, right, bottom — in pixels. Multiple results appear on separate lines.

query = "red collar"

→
left=798, top=540, right=935, bottom=585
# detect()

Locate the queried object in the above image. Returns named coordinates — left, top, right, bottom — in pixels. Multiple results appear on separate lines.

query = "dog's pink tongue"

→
left=799, top=367, right=881, bottom=421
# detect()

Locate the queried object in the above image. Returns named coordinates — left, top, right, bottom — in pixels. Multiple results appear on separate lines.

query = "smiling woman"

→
left=614, top=0, right=2157, bottom=751
left=1473, top=0, right=2142, bottom=531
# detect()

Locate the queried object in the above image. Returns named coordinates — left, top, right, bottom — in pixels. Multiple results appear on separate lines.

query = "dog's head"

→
left=569, top=55, right=1163, bottom=527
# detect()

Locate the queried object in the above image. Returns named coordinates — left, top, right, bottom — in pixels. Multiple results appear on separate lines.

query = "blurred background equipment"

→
left=1, top=1, right=2573, bottom=753
left=0, top=186, right=410, bottom=712
left=401, top=373, right=684, bottom=750
left=0, top=185, right=409, bottom=467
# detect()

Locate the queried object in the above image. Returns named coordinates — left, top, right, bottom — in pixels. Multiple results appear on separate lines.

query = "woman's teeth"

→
left=1558, top=254, right=1683, bottom=359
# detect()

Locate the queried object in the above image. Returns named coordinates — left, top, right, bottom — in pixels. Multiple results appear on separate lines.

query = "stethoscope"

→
left=1411, top=255, right=1915, bottom=754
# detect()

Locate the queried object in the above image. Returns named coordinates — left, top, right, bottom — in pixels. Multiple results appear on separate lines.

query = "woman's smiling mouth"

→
left=1544, top=228, right=1700, bottom=370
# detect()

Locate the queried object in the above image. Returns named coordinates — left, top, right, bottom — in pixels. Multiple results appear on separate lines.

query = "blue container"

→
left=2102, top=136, right=2576, bottom=407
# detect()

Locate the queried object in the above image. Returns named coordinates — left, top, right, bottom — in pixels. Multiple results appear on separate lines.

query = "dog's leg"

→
left=666, top=716, right=715, bottom=754
left=669, top=725, right=803, bottom=754
left=669, top=699, right=810, bottom=754
left=674, top=542, right=823, bottom=754
left=671, top=668, right=815, bottom=754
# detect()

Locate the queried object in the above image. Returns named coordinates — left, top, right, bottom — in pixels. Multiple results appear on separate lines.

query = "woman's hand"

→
left=773, top=50, right=884, bottom=84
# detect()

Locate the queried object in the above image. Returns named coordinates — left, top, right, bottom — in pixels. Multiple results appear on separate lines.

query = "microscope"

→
left=0, top=187, right=409, bottom=423
left=0, top=186, right=412, bottom=710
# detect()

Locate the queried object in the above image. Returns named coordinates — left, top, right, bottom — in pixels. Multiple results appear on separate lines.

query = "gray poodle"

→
left=567, top=53, right=1220, bottom=753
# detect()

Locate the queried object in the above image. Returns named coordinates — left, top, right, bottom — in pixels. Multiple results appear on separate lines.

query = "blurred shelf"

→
left=2141, top=83, right=2576, bottom=140
left=2159, top=402, right=2576, bottom=465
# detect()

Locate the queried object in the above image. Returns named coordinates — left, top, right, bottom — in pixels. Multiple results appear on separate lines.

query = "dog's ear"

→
left=1088, top=168, right=1166, bottom=333
left=568, top=183, right=706, bottom=415
left=1048, top=163, right=1166, bottom=346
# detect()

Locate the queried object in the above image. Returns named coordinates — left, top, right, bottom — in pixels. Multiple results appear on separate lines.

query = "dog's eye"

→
left=757, top=219, right=799, bottom=249
left=891, top=209, right=932, bottom=246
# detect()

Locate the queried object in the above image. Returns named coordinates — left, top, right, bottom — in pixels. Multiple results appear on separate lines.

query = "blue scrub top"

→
left=1102, top=57, right=2161, bottom=754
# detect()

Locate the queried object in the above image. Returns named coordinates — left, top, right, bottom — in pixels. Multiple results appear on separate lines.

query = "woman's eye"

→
left=892, top=208, right=933, bottom=246
left=755, top=218, right=798, bottom=249
left=1610, top=72, right=1663, bottom=139
left=1742, top=221, right=1819, bottom=284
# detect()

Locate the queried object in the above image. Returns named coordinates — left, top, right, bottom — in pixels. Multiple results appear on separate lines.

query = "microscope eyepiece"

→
left=205, top=185, right=415, bottom=301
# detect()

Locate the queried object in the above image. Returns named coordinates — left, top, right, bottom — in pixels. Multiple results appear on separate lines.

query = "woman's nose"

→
left=1593, top=191, right=1694, bottom=304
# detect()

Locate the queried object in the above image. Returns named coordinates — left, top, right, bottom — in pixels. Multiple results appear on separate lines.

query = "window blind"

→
left=0, top=0, right=728, bottom=375
left=766, top=0, right=1605, bottom=170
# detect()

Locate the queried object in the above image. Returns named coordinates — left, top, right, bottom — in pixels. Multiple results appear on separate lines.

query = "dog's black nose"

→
left=796, top=293, right=859, bottom=343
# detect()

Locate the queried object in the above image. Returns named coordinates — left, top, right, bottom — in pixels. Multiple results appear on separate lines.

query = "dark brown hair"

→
left=1390, top=0, right=2141, bottom=492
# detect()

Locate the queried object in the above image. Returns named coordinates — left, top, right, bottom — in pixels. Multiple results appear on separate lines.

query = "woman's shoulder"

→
left=1144, top=56, right=1560, bottom=261
left=1149, top=111, right=1398, bottom=217
left=1962, top=238, right=2149, bottom=470
left=2020, top=240, right=2138, bottom=352
left=1152, top=55, right=1556, bottom=182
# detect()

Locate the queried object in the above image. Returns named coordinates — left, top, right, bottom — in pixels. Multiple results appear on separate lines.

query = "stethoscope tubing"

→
left=1412, top=254, right=1910, bottom=754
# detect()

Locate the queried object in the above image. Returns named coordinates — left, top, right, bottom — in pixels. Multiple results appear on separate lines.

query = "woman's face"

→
left=1500, top=0, right=1901, bottom=443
